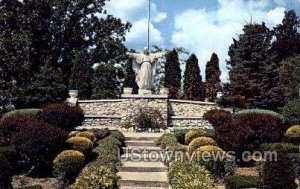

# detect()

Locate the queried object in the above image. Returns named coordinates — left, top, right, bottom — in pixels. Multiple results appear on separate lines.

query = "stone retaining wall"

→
left=77, top=96, right=217, bottom=128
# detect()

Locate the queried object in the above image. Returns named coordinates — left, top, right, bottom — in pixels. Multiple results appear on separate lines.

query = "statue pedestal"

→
left=138, top=89, right=152, bottom=95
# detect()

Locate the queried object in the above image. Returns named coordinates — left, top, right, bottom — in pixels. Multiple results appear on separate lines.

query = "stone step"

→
left=122, top=132, right=164, bottom=139
left=117, top=161, right=167, bottom=172
left=125, top=140, right=156, bottom=147
left=120, top=154, right=165, bottom=162
left=122, top=146, right=162, bottom=154
left=125, top=137, right=159, bottom=141
left=120, top=186, right=168, bottom=189
left=118, top=172, right=168, bottom=187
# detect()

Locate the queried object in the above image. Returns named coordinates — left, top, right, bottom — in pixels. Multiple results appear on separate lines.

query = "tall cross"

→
left=147, top=0, right=151, bottom=50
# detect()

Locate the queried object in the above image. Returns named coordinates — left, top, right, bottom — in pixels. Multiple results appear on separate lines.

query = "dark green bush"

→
left=91, top=128, right=110, bottom=141
left=2, top=109, right=41, bottom=119
left=224, top=175, right=261, bottom=189
left=233, top=109, right=284, bottom=120
left=0, top=117, right=68, bottom=171
left=261, top=152, right=297, bottom=189
left=282, top=99, right=300, bottom=125
left=40, top=103, right=84, bottom=131
left=110, top=130, right=125, bottom=146
left=132, top=108, right=165, bottom=131
left=0, top=154, right=13, bottom=187
left=173, top=129, right=188, bottom=144
left=260, top=143, right=299, bottom=154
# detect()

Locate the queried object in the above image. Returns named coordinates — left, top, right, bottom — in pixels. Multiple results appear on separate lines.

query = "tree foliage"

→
left=0, top=0, right=131, bottom=107
left=205, top=53, right=221, bottom=102
left=272, top=10, right=300, bottom=64
left=92, top=63, right=118, bottom=99
left=183, top=54, right=205, bottom=101
left=226, top=22, right=283, bottom=110
left=279, top=55, right=300, bottom=101
left=123, top=58, right=138, bottom=94
left=164, top=49, right=181, bottom=99
left=69, top=50, right=93, bottom=99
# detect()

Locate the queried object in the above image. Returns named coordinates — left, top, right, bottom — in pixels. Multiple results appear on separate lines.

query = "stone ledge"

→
left=121, top=94, right=168, bottom=99
left=78, top=99, right=123, bottom=103
left=170, top=116, right=204, bottom=120
left=84, top=115, right=123, bottom=119
left=169, top=99, right=217, bottom=106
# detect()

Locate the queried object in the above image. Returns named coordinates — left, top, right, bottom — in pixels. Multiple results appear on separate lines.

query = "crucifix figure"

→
left=127, top=47, right=165, bottom=94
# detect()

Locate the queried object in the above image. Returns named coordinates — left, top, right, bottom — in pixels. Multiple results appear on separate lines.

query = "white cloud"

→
left=172, top=0, right=285, bottom=81
left=105, top=0, right=167, bottom=49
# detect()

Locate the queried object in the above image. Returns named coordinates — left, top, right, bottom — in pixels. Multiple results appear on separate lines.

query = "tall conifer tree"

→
left=123, top=58, right=139, bottom=94
left=164, top=49, right=181, bottom=99
left=205, top=53, right=221, bottom=102
left=183, top=54, right=205, bottom=101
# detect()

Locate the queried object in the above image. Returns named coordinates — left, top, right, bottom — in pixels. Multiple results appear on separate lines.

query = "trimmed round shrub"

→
left=2, top=109, right=41, bottom=119
left=185, top=129, right=206, bottom=144
left=156, top=133, right=177, bottom=149
left=233, top=109, right=284, bottom=120
left=40, top=103, right=84, bottom=131
left=285, top=125, right=300, bottom=144
left=70, top=165, right=117, bottom=189
left=0, top=117, right=68, bottom=169
left=261, top=152, right=297, bottom=189
left=169, top=161, right=215, bottom=189
left=67, top=137, right=94, bottom=154
left=53, top=150, right=85, bottom=178
left=282, top=99, right=300, bottom=125
left=224, top=176, right=261, bottom=189
left=285, top=125, right=300, bottom=137
left=75, top=131, right=96, bottom=142
left=188, top=137, right=217, bottom=152
left=203, top=109, right=232, bottom=128
left=197, top=145, right=226, bottom=157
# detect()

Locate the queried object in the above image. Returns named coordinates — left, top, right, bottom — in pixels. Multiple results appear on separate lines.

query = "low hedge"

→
left=233, top=109, right=284, bottom=121
left=2, top=109, right=41, bottom=119
left=260, top=143, right=299, bottom=154
left=224, top=175, right=261, bottom=189
left=92, top=128, right=110, bottom=141
left=70, top=132, right=124, bottom=189
left=169, top=161, right=215, bottom=189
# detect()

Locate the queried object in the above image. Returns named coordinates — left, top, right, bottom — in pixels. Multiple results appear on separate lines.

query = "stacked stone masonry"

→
left=78, top=96, right=218, bottom=129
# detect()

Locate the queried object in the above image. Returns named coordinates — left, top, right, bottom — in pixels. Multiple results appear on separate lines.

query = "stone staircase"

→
left=117, top=132, right=169, bottom=189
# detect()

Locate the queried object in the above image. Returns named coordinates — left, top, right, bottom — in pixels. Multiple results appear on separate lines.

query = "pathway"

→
left=117, top=132, right=169, bottom=189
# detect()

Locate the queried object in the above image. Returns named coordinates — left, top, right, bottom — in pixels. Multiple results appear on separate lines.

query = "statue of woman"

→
left=127, top=47, right=165, bottom=93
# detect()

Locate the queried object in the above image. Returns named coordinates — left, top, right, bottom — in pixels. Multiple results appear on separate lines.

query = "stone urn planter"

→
left=160, top=87, right=169, bottom=95
left=123, top=87, right=133, bottom=94
left=68, top=90, right=78, bottom=99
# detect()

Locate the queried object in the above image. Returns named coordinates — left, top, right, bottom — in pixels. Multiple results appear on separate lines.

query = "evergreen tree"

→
left=272, top=10, right=300, bottom=64
left=279, top=55, right=300, bottom=101
left=227, top=22, right=281, bottom=109
left=205, top=53, right=221, bottom=102
left=123, top=58, right=138, bottom=94
left=15, top=66, right=68, bottom=108
left=183, top=54, right=205, bottom=101
left=164, top=49, right=181, bottom=99
left=92, top=63, right=118, bottom=99
left=69, top=51, right=93, bottom=100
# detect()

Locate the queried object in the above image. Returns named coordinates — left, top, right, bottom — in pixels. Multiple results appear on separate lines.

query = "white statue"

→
left=127, top=47, right=165, bottom=94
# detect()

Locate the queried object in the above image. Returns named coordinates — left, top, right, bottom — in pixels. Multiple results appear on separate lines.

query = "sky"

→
left=105, top=0, right=300, bottom=81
